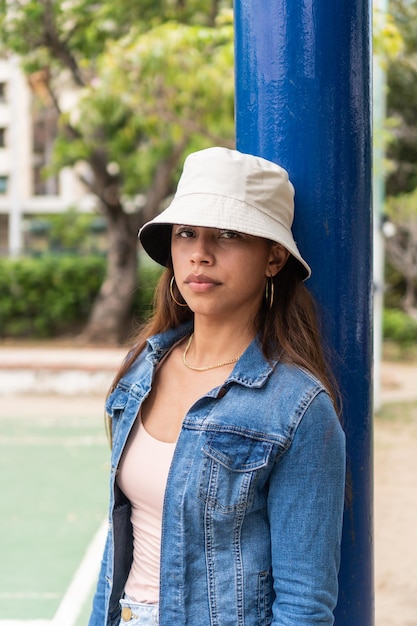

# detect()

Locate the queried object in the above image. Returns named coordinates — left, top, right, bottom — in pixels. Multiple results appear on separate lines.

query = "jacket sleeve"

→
left=267, top=390, right=346, bottom=625
left=88, top=528, right=111, bottom=626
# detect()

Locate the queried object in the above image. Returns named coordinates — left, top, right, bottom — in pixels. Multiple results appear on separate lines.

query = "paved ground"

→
left=0, top=345, right=126, bottom=396
left=379, top=360, right=417, bottom=404
left=374, top=405, right=417, bottom=626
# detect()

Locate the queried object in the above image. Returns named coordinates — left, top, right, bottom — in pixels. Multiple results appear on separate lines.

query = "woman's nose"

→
left=190, top=237, right=214, bottom=264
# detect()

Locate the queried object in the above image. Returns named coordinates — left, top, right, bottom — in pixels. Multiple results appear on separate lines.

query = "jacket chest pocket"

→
left=198, top=431, right=274, bottom=514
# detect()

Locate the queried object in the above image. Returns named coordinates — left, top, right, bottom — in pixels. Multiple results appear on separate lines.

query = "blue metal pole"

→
left=234, top=2, right=373, bottom=625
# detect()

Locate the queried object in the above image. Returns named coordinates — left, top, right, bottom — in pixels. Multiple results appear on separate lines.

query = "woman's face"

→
left=171, top=225, right=288, bottom=325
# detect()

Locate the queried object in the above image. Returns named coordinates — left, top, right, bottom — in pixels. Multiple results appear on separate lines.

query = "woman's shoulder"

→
left=269, top=360, right=328, bottom=399
left=271, top=361, right=339, bottom=420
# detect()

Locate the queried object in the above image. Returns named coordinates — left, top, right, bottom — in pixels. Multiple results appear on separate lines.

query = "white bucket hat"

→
left=139, top=147, right=311, bottom=279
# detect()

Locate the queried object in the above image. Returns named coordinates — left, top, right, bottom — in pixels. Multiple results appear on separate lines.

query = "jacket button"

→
left=121, top=607, right=134, bottom=621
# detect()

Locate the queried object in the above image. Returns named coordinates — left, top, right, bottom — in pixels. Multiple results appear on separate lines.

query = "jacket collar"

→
left=146, top=322, right=276, bottom=389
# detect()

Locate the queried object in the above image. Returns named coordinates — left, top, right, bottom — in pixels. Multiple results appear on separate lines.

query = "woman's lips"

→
left=185, top=274, right=220, bottom=292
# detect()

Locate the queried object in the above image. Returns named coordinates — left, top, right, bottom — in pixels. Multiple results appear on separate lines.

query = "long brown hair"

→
left=257, top=256, right=340, bottom=410
left=109, top=256, right=340, bottom=411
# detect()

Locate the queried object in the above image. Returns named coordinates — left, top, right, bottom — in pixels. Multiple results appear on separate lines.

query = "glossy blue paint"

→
left=234, top=1, right=373, bottom=624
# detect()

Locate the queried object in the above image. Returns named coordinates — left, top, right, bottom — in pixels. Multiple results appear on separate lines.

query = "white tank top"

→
left=117, top=416, right=176, bottom=603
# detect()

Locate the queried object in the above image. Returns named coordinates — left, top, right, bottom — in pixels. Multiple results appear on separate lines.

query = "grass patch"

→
left=374, top=400, right=417, bottom=423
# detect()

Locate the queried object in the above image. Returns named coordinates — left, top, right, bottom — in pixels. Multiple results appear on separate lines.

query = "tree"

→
left=386, top=0, right=417, bottom=195
left=0, top=0, right=234, bottom=343
left=377, top=1, right=417, bottom=317
left=385, top=190, right=417, bottom=316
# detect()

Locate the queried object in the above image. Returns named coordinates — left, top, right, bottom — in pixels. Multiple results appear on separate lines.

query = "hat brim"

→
left=139, top=193, right=311, bottom=280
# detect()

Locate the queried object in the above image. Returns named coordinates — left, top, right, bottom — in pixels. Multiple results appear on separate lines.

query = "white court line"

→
left=0, top=519, right=108, bottom=626
left=50, top=519, right=108, bottom=626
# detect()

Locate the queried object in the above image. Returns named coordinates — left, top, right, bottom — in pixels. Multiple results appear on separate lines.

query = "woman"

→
left=88, top=147, right=346, bottom=626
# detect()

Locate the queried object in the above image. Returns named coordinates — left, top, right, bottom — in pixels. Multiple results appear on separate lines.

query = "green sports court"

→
left=0, top=394, right=110, bottom=626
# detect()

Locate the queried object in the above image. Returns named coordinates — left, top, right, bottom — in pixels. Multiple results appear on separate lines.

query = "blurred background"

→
left=0, top=1, right=416, bottom=625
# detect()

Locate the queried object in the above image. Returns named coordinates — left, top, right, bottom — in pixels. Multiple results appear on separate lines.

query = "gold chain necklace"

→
left=182, top=333, right=243, bottom=372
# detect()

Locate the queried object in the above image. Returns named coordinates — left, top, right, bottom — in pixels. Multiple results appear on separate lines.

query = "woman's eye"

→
left=175, top=227, right=195, bottom=238
left=219, top=230, right=240, bottom=239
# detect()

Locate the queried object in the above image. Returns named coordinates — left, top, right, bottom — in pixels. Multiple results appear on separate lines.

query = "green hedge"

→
left=2, top=257, right=417, bottom=346
left=383, top=308, right=417, bottom=347
left=0, top=256, right=162, bottom=338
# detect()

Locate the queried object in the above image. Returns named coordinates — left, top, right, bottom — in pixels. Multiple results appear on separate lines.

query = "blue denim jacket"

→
left=89, top=323, right=346, bottom=626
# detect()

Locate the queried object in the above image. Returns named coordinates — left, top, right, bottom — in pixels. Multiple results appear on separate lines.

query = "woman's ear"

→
left=267, top=243, right=290, bottom=277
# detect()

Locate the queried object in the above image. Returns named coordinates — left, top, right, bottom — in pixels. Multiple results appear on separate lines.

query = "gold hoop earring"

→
left=170, top=276, right=188, bottom=307
left=265, top=276, right=275, bottom=309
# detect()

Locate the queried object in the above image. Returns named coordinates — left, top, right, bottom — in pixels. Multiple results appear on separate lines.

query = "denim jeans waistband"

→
left=119, top=597, right=159, bottom=625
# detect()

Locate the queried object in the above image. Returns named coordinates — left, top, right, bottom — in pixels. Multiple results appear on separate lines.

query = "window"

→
left=0, top=176, right=8, bottom=194
left=0, top=82, right=6, bottom=102
left=0, top=128, right=6, bottom=148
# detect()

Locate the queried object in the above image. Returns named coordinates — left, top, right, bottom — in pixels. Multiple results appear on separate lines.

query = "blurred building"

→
left=0, top=57, right=96, bottom=256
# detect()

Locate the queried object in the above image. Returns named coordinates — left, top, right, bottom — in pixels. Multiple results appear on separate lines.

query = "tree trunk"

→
left=79, top=145, right=186, bottom=344
left=403, top=276, right=417, bottom=317
left=79, top=211, right=140, bottom=344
